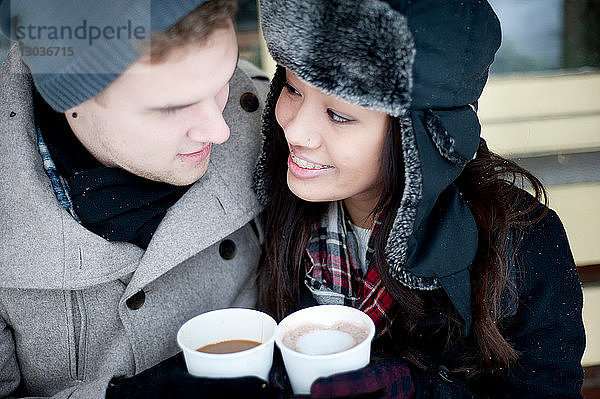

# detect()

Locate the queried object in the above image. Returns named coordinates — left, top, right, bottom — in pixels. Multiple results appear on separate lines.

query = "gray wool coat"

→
left=0, top=45, right=268, bottom=398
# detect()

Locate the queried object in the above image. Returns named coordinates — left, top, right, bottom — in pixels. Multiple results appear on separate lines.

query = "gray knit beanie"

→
left=0, top=0, right=209, bottom=112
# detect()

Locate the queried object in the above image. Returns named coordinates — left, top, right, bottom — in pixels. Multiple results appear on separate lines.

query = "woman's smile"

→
left=287, top=151, right=335, bottom=179
left=289, top=148, right=334, bottom=170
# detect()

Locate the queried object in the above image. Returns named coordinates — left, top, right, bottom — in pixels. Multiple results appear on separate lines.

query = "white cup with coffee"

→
left=275, top=305, right=376, bottom=394
left=177, top=308, right=277, bottom=380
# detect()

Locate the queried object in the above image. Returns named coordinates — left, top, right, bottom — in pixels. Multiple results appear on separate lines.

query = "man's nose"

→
left=187, top=103, right=230, bottom=144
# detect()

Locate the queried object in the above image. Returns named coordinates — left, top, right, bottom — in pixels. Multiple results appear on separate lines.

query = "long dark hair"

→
left=257, top=115, right=546, bottom=374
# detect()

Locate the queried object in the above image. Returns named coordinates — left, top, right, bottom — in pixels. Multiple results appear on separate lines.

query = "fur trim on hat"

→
left=386, top=114, right=440, bottom=290
left=425, top=110, right=470, bottom=167
left=253, top=67, right=285, bottom=206
left=260, top=0, right=415, bottom=117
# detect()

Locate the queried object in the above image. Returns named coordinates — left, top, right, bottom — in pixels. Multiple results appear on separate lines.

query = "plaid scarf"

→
left=304, top=202, right=399, bottom=334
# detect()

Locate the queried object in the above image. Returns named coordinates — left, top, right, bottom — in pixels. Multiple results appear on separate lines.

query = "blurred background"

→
left=1, top=0, right=599, bottom=395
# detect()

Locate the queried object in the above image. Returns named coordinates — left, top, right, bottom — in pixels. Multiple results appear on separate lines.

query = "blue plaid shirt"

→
left=35, top=124, right=80, bottom=222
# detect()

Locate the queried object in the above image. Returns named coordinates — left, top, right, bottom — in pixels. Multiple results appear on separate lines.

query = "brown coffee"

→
left=196, top=339, right=261, bottom=354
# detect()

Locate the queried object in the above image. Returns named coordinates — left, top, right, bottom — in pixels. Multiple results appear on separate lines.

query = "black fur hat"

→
left=254, top=0, right=501, bottom=334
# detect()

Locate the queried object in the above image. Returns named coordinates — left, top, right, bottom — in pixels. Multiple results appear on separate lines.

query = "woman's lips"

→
left=288, top=149, right=334, bottom=179
left=289, top=149, right=334, bottom=170
left=178, top=144, right=211, bottom=164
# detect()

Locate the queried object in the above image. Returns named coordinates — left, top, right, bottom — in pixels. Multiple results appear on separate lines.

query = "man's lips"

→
left=178, top=144, right=211, bottom=163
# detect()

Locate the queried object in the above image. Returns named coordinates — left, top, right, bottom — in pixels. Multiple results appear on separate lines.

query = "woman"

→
left=254, top=0, right=586, bottom=397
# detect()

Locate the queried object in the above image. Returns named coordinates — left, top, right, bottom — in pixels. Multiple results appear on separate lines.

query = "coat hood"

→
left=254, top=0, right=501, bottom=334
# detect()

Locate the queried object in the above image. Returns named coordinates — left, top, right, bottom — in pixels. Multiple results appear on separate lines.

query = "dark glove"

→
left=268, top=352, right=294, bottom=397
left=410, top=365, right=474, bottom=399
left=106, top=352, right=284, bottom=399
left=309, top=358, right=415, bottom=399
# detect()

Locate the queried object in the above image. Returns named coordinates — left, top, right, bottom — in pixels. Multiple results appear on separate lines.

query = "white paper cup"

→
left=275, top=305, right=376, bottom=394
left=177, top=308, right=277, bottom=380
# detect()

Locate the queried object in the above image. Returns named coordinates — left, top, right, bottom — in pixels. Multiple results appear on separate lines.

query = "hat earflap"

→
left=385, top=114, right=441, bottom=291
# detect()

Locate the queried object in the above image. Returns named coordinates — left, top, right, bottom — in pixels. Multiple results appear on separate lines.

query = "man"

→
left=0, top=0, right=268, bottom=397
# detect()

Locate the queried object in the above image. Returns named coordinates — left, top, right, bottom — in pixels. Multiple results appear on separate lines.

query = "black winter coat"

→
left=301, top=207, right=585, bottom=398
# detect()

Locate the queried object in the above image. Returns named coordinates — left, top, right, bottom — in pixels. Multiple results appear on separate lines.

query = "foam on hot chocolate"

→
left=282, top=321, right=370, bottom=355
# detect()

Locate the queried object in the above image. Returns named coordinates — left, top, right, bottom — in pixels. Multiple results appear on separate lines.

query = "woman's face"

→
left=275, top=69, right=389, bottom=221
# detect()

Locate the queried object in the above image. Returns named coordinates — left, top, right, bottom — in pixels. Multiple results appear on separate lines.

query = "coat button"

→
left=219, top=239, right=237, bottom=260
left=126, top=290, right=146, bottom=310
left=240, top=92, right=259, bottom=112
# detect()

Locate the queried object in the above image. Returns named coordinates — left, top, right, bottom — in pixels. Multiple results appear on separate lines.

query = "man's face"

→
left=66, top=22, right=238, bottom=186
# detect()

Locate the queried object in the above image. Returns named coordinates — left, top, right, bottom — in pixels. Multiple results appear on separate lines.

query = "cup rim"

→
left=177, top=308, right=277, bottom=359
left=275, top=305, right=376, bottom=360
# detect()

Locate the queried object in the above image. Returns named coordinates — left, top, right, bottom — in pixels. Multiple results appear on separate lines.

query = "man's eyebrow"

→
left=147, top=54, right=239, bottom=113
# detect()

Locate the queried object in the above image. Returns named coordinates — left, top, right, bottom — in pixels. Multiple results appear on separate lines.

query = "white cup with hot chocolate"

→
left=177, top=308, right=277, bottom=380
left=275, top=305, right=376, bottom=394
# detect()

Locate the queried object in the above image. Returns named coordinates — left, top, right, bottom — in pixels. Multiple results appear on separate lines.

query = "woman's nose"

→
left=278, top=103, right=318, bottom=149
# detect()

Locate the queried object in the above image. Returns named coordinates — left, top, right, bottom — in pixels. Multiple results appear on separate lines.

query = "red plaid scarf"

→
left=304, top=202, right=399, bottom=334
